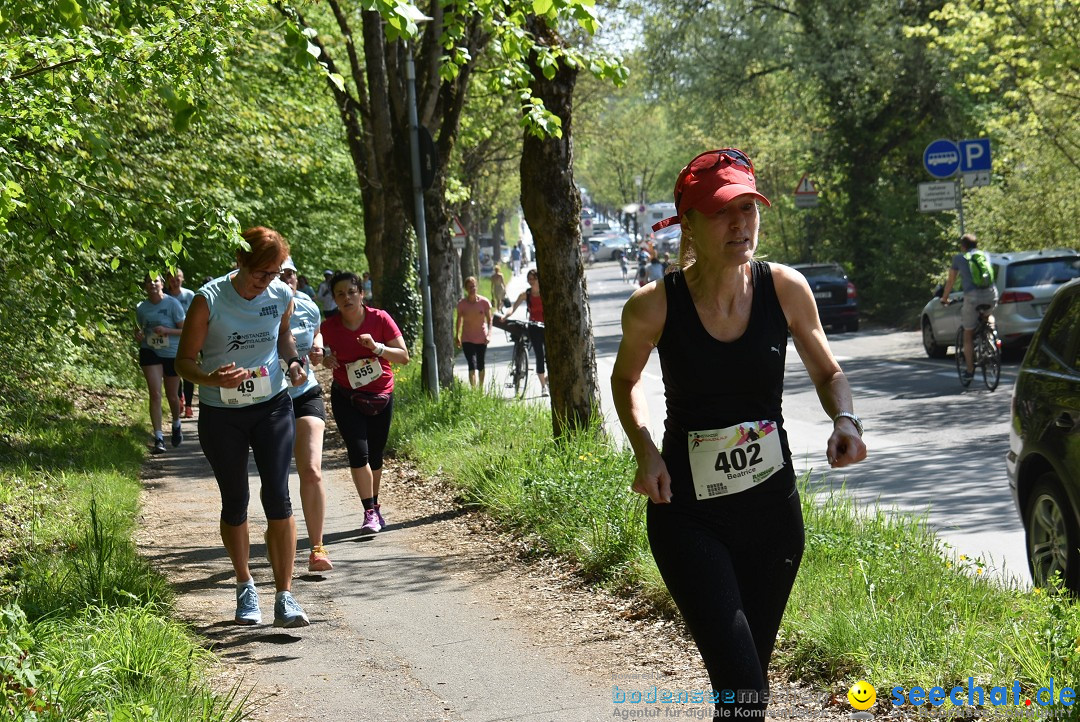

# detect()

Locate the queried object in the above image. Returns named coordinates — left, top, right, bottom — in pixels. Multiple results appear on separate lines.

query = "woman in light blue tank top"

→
left=175, top=226, right=312, bottom=629
left=281, top=257, right=333, bottom=573
left=135, top=274, right=185, bottom=454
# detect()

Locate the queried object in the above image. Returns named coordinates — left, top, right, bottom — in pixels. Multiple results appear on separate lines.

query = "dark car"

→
left=1007, top=277, right=1080, bottom=593
left=791, top=263, right=859, bottom=332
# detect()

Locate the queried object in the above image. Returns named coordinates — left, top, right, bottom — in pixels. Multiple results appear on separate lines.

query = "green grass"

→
left=389, top=370, right=1080, bottom=716
left=0, top=368, right=247, bottom=721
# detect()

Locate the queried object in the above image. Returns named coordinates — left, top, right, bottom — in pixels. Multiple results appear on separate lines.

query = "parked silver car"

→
left=920, top=249, right=1080, bottom=358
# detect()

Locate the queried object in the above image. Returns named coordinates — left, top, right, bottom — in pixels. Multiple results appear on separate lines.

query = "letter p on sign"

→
left=959, top=139, right=991, bottom=173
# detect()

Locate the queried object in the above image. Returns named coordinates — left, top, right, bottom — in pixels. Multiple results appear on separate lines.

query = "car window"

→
left=1040, top=291, right=1080, bottom=369
left=1004, top=258, right=1080, bottom=289
left=795, top=265, right=845, bottom=279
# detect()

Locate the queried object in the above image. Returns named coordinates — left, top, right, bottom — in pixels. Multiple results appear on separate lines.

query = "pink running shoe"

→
left=360, top=508, right=381, bottom=534
left=374, top=503, right=387, bottom=530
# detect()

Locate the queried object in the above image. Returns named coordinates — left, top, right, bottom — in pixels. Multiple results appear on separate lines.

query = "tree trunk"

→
left=520, top=16, right=601, bottom=437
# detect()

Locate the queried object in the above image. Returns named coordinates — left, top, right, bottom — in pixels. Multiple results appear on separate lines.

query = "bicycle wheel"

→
left=982, top=326, right=1001, bottom=391
left=955, top=327, right=972, bottom=387
left=512, top=340, right=530, bottom=398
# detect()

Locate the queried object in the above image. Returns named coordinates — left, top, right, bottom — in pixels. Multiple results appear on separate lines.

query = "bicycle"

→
left=492, top=315, right=541, bottom=398
left=954, top=303, right=1001, bottom=391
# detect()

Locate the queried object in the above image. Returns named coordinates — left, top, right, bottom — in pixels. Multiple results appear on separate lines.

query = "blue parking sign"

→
left=959, top=138, right=991, bottom=172
left=923, top=139, right=960, bottom=178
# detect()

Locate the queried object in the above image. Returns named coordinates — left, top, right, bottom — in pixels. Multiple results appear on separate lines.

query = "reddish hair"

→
left=238, top=227, right=290, bottom=271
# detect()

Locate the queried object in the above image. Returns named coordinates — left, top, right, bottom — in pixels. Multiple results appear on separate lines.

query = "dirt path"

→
left=135, top=404, right=865, bottom=721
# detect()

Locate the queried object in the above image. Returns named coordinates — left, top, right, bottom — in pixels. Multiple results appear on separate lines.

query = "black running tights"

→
left=646, top=488, right=804, bottom=718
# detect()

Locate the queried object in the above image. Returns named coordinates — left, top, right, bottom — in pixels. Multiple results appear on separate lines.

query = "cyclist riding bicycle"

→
left=940, top=233, right=998, bottom=382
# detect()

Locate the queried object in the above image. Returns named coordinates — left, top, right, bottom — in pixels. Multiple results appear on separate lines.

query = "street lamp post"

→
left=406, top=38, right=439, bottom=399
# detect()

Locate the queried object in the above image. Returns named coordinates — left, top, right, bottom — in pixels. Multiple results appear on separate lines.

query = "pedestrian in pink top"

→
left=454, top=276, right=493, bottom=388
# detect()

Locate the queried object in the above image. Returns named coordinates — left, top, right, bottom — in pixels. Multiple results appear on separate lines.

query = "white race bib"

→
left=347, top=356, right=384, bottom=389
left=220, top=366, right=272, bottom=406
left=148, top=332, right=168, bottom=349
left=687, top=420, right=784, bottom=500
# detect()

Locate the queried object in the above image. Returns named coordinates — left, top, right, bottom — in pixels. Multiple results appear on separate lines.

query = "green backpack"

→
left=965, top=250, right=995, bottom=288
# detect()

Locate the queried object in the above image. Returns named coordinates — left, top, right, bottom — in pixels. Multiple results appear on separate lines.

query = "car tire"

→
left=922, top=316, right=947, bottom=359
left=1025, top=473, right=1080, bottom=594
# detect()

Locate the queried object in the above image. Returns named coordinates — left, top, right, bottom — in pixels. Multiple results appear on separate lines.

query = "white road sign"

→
left=963, top=171, right=990, bottom=188
left=918, top=181, right=959, bottom=212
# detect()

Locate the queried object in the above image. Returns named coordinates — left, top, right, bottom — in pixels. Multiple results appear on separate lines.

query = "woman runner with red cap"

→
left=611, top=149, right=866, bottom=720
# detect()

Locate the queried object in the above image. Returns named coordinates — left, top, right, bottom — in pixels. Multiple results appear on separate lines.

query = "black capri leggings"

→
left=198, top=391, right=295, bottom=526
left=461, top=342, right=487, bottom=372
left=646, top=485, right=804, bottom=718
left=528, top=324, right=546, bottom=376
left=330, top=384, right=394, bottom=470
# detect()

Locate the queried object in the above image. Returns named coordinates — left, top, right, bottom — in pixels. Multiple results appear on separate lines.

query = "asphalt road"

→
left=465, top=259, right=1029, bottom=588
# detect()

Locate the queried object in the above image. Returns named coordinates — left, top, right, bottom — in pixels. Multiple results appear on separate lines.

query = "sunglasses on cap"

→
left=674, top=148, right=754, bottom=210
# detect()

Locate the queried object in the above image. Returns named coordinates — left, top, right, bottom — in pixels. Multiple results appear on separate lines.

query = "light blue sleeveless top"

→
left=288, top=291, right=322, bottom=398
left=136, top=294, right=185, bottom=358
left=197, top=273, right=291, bottom=408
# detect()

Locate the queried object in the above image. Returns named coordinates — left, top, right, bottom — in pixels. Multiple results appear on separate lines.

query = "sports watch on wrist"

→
left=833, top=411, right=863, bottom=437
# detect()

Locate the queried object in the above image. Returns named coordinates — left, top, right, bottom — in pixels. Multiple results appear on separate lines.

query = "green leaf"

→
left=532, top=0, right=553, bottom=15
left=329, top=73, right=346, bottom=92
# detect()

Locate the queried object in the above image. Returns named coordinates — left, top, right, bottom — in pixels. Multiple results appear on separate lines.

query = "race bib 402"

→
left=687, top=420, right=783, bottom=500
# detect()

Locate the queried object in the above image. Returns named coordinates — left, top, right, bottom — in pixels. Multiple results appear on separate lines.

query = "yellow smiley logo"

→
left=848, top=680, right=876, bottom=711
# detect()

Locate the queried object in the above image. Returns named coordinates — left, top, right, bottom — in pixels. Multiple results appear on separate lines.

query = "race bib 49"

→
left=220, top=366, right=272, bottom=406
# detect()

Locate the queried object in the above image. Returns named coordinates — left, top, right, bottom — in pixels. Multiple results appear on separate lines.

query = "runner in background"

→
left=281, top=257, right=332, bottom=572
left=166, top=268, right=197, bottom=418
left=455, top=276, right=493, bottom=388
left=136, top=274, right=186, bottom=454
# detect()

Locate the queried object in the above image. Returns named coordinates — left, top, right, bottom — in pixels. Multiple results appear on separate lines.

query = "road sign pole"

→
left=955, top=179, right=965, bottom=236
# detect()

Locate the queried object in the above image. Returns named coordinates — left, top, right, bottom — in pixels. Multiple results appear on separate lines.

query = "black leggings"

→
left=528, top=325, right=546, bottom=376
left=646, top=486, right=804, bottom=718
left=182, top=379, right=194, bottom=404
left=462, top=342, right=487, bottom=372
left=198, top=392, right=295, bottom=526
left=330, top=385, right=394, bottom=470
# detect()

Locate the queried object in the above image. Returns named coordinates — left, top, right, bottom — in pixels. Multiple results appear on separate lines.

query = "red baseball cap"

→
left=652, top=148, right=770, bottom=231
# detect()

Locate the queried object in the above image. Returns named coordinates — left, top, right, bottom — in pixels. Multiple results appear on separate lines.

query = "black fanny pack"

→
left=337, top=384, right=390, bottom=415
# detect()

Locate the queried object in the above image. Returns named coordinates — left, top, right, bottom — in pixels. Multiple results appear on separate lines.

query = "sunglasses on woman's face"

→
left=250, top=269, right=282, bottom=283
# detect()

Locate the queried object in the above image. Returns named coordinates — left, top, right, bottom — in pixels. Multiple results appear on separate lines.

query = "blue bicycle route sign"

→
left=923, top=139, right=960, bottom=178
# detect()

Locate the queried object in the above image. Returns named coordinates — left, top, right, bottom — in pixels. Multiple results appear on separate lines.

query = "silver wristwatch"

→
left=833, top=411, right=863, bottom=436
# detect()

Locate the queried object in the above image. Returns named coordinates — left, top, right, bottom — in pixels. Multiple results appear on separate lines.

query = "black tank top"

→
left=657, top=261, right=794, bottom=503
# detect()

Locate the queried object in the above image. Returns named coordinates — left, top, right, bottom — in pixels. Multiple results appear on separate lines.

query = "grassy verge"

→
left=0, top=369, right=246, bottom=720
left=389, top=370, right=1080, bottom=715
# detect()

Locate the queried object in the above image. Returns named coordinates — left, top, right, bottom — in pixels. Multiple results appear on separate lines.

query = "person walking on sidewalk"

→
left=321, top=272, right=410, bottom=536
left=135, top=274, right=186, bottom=454
left=455, top=276, right=493, bottom=388
left=611, top=148, right=866, bottom=720
left=166, top=268, right=197, bottom=418
left=281, top=257, right=332, bottom=572
left=175, top=226, right=311, bottom=629
left=507, top=268, right=548, bottom=396
left=491, top=263, right=507, bottom=310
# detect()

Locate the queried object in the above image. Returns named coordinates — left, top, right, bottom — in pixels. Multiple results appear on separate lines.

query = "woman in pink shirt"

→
left=321, top=272, right=410, bottom=535
left=455, top=276, right=493, bottom=387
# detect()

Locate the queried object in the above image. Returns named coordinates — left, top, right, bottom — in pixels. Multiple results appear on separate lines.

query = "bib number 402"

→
left=715, top=443, right=762, bottom=473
